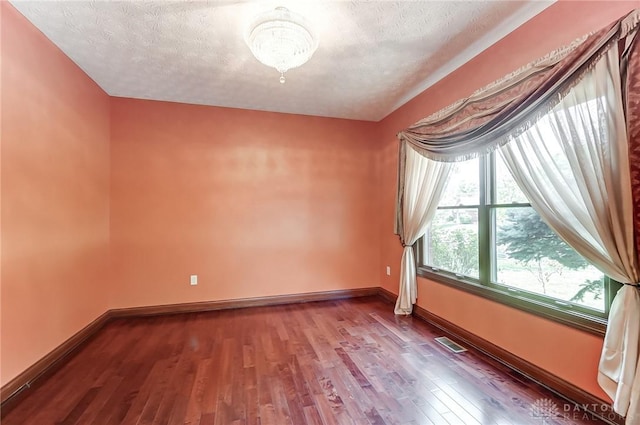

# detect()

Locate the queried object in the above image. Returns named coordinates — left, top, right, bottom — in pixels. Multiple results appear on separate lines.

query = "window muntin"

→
left=421, top=152, right=608, bottom=316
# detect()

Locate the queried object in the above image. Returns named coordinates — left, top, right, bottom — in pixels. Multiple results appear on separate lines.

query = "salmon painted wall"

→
left=377, top=1, right=640, bottom=400
left=110, top=98, right=380, bottom=308
left=1, top=3, right=111, bottom=386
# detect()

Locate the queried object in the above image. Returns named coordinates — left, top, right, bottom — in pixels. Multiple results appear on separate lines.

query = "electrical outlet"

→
left=386, top=266, right=391, bottom=276
left=190, top=275, right=198, bottom=286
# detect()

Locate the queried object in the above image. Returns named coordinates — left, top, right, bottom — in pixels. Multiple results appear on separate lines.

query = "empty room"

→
left=2, top=0, right=640, bottom=424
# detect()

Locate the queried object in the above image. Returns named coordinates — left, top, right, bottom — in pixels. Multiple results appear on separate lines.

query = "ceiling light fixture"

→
left=246, top=6, right=318, bottom=84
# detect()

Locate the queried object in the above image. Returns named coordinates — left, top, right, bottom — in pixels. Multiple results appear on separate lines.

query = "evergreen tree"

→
left=498, top=208, right=589, bottom=293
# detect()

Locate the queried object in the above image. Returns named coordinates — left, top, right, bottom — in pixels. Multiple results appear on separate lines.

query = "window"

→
left=427, top=158, right=480, bottom=279
left=418, top=151, right=620, bottom=333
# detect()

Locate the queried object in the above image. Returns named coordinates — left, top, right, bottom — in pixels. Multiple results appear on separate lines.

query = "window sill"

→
left=416, top=267, right=607, bottom=337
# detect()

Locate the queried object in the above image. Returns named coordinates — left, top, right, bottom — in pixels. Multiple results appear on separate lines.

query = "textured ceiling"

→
left=9, top=0, right=553, bottom=121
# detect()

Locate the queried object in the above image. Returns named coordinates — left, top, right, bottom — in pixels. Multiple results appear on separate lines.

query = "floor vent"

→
left=435, top=336, right=467, bottom=353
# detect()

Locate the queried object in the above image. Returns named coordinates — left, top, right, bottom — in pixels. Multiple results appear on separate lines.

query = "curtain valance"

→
left=397, top=9, right=640, bottom=163
left=395, top=9, right=640, bottom=237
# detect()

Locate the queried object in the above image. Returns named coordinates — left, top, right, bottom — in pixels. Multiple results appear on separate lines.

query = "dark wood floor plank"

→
left=2, top=297, right=608, bottom=425
left=57, top=387, right=100, bottom=425
left=74, top=376, right=123, bottom=425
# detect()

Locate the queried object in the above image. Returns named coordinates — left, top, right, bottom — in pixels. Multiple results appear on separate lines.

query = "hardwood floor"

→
left=2, top=297, right=607, bottom=425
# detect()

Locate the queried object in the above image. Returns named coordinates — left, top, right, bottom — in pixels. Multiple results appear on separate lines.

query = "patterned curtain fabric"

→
left=626, top=13, right=640, bottom=276
left=397, top=12, right=640, bottom=163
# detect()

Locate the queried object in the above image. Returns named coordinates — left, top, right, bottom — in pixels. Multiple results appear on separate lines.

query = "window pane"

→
left=495, top=153, right=528, bottom=204
left=425, top=208, right=479, bottom=278
left=438, top=158, right=479, bottom=206
left=495, top=207, right=605, bottom=311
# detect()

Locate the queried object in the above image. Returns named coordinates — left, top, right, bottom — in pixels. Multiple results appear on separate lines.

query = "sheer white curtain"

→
left=395, top=145, right=452, bottom=315
left=500, top=47, right=640, bottom=422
